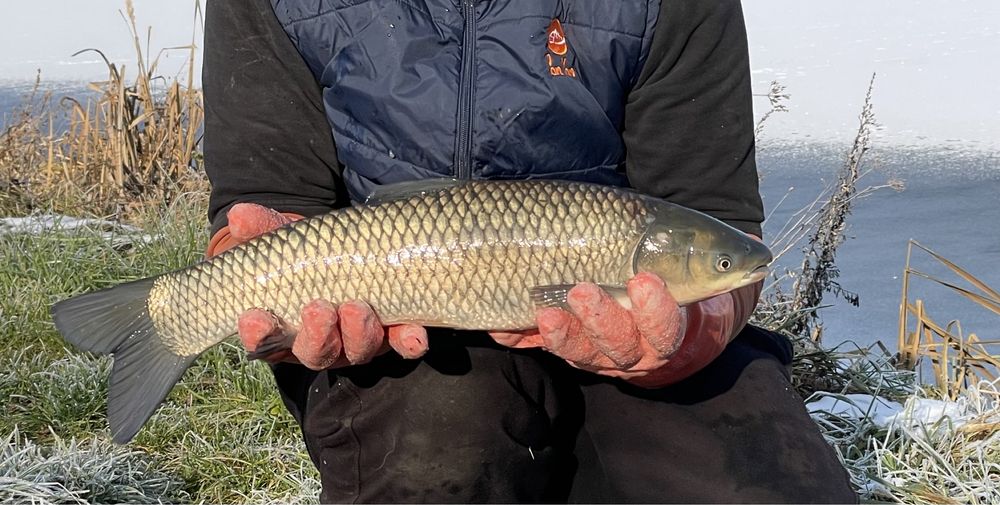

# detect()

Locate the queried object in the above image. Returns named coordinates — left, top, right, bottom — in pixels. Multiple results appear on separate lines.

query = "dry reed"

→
left=753, top=75, right=903, bottom=347
left=898, top=240, right=1000, bottom=400
left=0, top=0, right=205, bottom=220
left=753, top=80, right=790, bottom=143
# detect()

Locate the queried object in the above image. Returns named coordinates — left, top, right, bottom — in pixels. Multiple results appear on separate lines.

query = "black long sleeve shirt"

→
left=203, top=0, right=763, bottom=237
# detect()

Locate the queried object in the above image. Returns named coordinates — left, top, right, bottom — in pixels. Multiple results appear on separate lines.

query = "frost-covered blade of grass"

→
left=1, top=196, right=320, bottom=502
left=0, top=429, right=188, bottom=504
left=809, top=377, right=1000, bottom=504
left=0, top=350, right=111, bottom=442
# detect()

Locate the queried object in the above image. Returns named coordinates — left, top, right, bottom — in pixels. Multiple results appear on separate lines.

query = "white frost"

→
left=0, top=214, right=153, bottom=246
left=807, top=382, right=999, bottom=433
left=806, top=393, right=904, bottom=427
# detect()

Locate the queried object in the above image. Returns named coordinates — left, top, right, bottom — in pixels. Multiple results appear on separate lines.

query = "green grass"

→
left=0, top=196, right=319, bottom=503
left=2, top=351, right=112, bottom=442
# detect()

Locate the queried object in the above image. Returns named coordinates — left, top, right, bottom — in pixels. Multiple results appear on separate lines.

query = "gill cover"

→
left=631, top=200, right=771, bottom=305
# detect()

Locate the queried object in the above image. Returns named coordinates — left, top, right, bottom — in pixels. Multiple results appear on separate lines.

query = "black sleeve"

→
left=623, top=0, right=764, bottom=237
left=203, top=0, right=347, bottom=233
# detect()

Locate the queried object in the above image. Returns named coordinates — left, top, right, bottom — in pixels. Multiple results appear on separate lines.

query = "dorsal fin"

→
left=364, top=178, right=463, bottom=205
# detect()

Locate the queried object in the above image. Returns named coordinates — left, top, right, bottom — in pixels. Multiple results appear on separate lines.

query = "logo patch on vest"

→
left=545, top=19, right=577, bottom=78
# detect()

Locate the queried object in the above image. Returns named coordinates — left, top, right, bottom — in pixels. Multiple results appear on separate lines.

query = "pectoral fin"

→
left=246, top=330, right=296, bottom=361
left=528, top=284, right=632, bottom=311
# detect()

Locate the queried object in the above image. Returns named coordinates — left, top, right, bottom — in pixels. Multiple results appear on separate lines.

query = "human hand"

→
left=490, top=272, right=741, bottom=388
left=208, top=202, right=430, bottom=369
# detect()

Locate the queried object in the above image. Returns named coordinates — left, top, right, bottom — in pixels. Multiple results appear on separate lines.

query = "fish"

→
left=50, top=179, right=773, bottom=443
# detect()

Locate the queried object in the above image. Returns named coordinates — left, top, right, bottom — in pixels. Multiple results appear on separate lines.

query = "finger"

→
left=628, top=272, right=687, bottom=358
left=536, top=307, right=608, bottom=369
left=489, top=330, right=545, bottom=349
left=338, top=300, right=386, bottom=364
left=388, top=324, right=429, bottom=359
left=687, top=293, right=736, bottom=353
left=627, top=295, right=735, bottom=387
left=227, top=203, right=295, bottom=243
left=291, top=300, right=343, bottom=370
left=238, top=308, right=296, bottom=363
left=566, top=283, right=642, bottom=369
left=594, top=367, right=648, bottom=381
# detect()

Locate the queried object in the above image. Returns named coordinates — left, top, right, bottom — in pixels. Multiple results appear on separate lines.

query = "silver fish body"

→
left=51, top=179, right=772, bottom=443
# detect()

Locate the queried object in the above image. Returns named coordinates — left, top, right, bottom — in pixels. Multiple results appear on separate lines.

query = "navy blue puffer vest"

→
left=270, top=0, right=660, bottom=201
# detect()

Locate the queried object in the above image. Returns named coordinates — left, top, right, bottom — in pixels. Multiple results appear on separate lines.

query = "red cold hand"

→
left=491, top=271, right=741, bottom=388
left=208, top=202, right=430, bottom=369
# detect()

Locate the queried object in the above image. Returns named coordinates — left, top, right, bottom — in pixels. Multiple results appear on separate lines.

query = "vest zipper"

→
left=454, top=0, right=477, bottom=179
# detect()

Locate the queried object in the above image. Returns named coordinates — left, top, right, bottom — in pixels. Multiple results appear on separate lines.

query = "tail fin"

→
left=51, top=277, right=197, bottom=444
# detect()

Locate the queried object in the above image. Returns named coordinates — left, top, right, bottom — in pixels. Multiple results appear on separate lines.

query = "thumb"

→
left=228, top=203, right=298, bottom=243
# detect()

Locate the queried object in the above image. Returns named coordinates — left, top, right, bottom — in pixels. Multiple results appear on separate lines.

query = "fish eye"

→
left=715, top=255, right=733, bottom=272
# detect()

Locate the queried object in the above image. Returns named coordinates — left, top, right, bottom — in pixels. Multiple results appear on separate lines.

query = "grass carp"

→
left=51, top=179, right=772, bottom=443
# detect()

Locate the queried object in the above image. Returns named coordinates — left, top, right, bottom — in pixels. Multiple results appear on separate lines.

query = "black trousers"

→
left=271, top=325, right=857, bottom=503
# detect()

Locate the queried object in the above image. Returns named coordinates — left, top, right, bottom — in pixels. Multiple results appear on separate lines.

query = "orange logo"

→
left=546, top=18, right=568, bottom=56
left=545, top=18, right=577, bottom=78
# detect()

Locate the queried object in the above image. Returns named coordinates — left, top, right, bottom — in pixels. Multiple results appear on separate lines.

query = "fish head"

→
left=632, top=201, right=773, bottom=305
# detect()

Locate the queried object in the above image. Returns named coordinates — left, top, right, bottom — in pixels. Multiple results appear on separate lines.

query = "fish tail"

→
left=50, top=276, right=197, bottom=444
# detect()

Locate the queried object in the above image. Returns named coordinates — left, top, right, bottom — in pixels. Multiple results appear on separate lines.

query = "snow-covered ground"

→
left=806, top=392, right=992, bottom=431
left=745, top=0, right=1000, bottom=152
left=0, top=215, right=153, bottom=248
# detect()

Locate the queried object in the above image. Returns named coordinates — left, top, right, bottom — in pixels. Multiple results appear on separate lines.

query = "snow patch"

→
left=807, top=393, right=904, bottom=427
left=807, top=384, right=1000, bottom=433
left=883, top=398, right=976, bottom=430
left=0, top=214, right=153, bottom=247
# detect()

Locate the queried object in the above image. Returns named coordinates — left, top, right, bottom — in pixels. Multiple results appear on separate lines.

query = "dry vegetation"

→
left=0, top=3, right=323, bottom=503
left=751, top=76, right=999, bottom=503
left=898, top=240, right=1000, bottom=399
left=0, top=2, right=205, bottom=219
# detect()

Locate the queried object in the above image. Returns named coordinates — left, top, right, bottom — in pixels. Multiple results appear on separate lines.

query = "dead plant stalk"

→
left=0, top=0, right=205, bottom=219
left=788, top=75, right=877, bottom=342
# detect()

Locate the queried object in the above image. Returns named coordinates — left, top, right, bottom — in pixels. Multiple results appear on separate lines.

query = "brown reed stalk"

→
left=0, top=1, right=205, bottom=219
left=786, top=74, right=877, bottom=342
left=898, top=240, right=1000, bottom=399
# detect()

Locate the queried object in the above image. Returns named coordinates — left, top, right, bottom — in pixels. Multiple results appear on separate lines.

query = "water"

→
left=758, top=142, right=1000, bottom=348
left=0, top=80, right=95, bottom=123
left=2, top=84, right=997, bottom=349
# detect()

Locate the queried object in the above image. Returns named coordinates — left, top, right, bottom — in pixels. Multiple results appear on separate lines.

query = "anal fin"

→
left=246, top=331, right=296, bottom=361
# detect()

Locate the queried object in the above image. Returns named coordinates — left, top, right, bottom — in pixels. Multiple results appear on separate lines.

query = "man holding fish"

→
left=53, top=0, right=856, bottom=502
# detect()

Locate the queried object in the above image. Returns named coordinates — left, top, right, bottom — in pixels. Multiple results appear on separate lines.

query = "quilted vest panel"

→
left=270, top=0, right=660, bottom=200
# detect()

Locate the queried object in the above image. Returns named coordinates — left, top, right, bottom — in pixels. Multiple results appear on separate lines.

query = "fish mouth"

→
left=742, top=264, right=770, bottom=283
